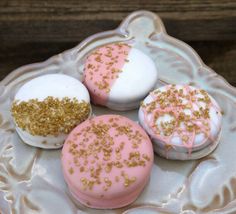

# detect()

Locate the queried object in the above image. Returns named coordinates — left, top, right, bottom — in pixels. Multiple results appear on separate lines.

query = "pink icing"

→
left=141, top=85, right=222, bottom=156
left=69, top=176, right=149, bottom=209
left=83, top=43, right=131, bottom=105
left=61, top=115, right=153, bottom=209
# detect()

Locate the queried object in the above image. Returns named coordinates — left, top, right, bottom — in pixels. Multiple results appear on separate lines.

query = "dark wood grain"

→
left=1, top=41, right=236, bottom=86
left=0, top=1, right=235, bottom=87
left=0, top=0, right=236, bottom=42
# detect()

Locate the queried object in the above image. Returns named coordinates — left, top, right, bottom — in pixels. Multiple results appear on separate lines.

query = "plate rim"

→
left=1, top=10, right=236, bottom=214
left=1, top=10, right=235, bottom=96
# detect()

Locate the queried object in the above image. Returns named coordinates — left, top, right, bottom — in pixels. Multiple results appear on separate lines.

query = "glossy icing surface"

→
left=11, top=74, right=91, bottom=149
left=84, top=43, right=158, bottom=110
left=61, top=115, right=153, bottom=208
left=139, top=85, right=222, bottom=159
left=84, top=43, right=130, bottom=105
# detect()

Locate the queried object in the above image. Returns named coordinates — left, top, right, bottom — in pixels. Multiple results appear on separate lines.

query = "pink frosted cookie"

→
left=83, top=43, right=158, bottom=111
left=61, top=115, right=153, bottom=209
left=139, top=85, right=222, bottom=160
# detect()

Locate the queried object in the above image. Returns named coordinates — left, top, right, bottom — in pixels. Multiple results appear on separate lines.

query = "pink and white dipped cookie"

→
left=83, top=43, right=158, bottom=111
left=138, top=85, right=222, bottom=160
left=61, top=115, right=153, bottom=209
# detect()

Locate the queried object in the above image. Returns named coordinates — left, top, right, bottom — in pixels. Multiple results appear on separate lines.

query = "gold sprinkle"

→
left=11, top=97, right=90, bottom=136
left=69, top=167, right=74, bottom=174
left=142, top=86, right=214, bottom=143
left=65, top=116, right=150, bottom=192
left=80, top=166, right=85, bottom=172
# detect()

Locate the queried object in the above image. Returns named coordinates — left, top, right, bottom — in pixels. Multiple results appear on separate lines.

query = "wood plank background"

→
left=0, top=0, right=236, bottom=85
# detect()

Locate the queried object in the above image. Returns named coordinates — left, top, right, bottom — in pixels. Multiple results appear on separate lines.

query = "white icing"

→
left=16, top=127, right=66, bottom=149
left=15, top=74, right=90, bottom=102
left=107, top=48, right=158, bottom=110
left=153, top=134, right=220, bottom=160
left=138, top=85, right=222, bottom=159
left=13, top=74, right=90, bottom=149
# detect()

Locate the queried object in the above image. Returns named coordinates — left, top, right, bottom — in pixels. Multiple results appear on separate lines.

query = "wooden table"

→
left=0, top=0, right=236, bottom=85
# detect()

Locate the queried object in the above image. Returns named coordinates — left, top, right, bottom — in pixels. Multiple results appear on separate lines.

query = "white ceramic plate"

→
left=1, top=10, right=236, bottom=214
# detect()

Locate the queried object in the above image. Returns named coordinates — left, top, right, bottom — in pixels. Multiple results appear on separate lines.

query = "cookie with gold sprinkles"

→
left=61, top=114, right=153, bottom=209
left=139, top=84, right=222, bottom=160
left=83, top=43, right=158, bottom=111
left=11, top=74, right=91, bottom=149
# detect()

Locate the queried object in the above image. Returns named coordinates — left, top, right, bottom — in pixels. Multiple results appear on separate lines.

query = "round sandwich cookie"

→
left=61, top=115, right=153, bottom=209
left=138, top=84, right=222, bottom=160
left=11, top=74, right=91, bottom=149
left=83, top=43, right=158, bottom=111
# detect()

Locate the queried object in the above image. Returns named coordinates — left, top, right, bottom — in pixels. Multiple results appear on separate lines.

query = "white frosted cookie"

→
left=138, top=84, right=222, bottom=160
left=11, top=74, right=91, bottom=149
left=83, top=43, right=158, bottom=111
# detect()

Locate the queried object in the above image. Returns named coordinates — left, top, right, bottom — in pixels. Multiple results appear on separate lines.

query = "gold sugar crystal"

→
left=11, top=96, right=90, bottom=136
